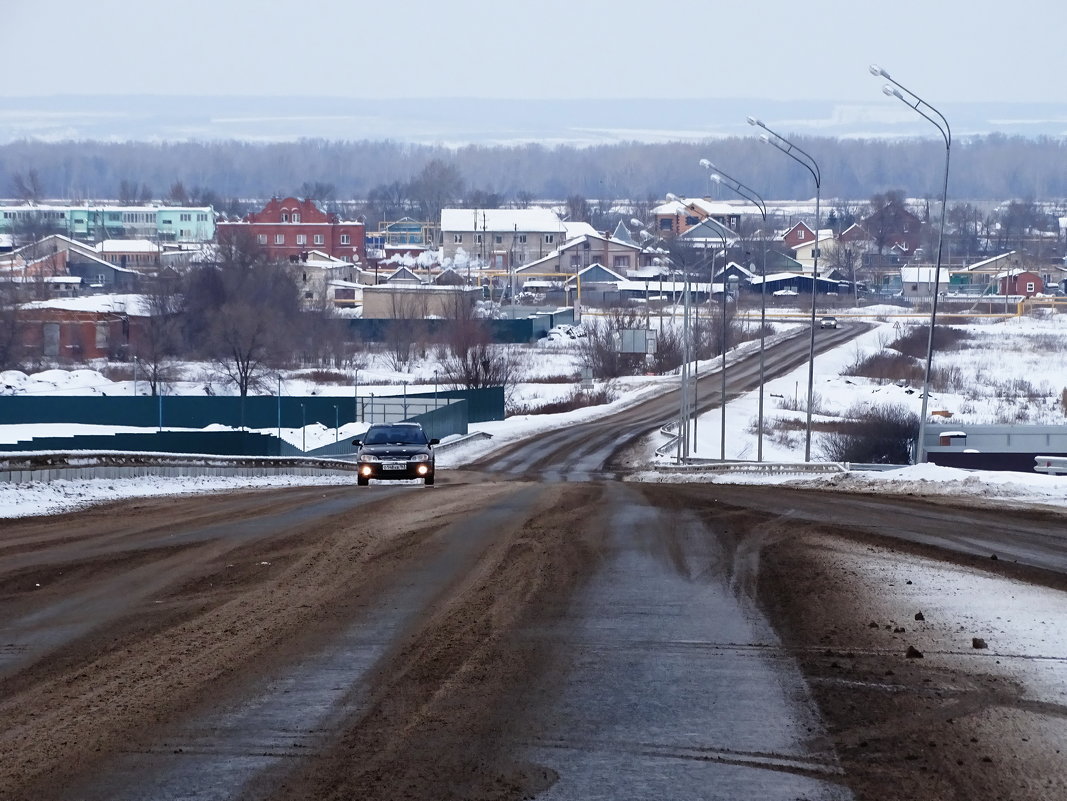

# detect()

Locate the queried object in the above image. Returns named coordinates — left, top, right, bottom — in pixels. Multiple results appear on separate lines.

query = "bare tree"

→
left=437, top=291, right=520, bottom=392
left=133, top=271, right=183, bottom=395
left=182, top=233, right=301, bottom=395
left=578, top=309, right=646, bottom=379
left=409, top=159, right=464, bottom=222
left=565, top=194, right=590, bottom=223
left=383, top=289, right=430, bottom=370
left=167, top=181, right=190, bottom=205
left=11, top=169, right=44, bottom=202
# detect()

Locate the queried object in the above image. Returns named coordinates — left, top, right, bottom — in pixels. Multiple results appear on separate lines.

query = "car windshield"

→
left=364, top=425, right=427, bottom=445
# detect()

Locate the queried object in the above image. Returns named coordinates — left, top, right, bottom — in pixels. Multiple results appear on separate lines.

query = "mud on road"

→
left=646, top=483, right=1067, bottom=801
left=1, top=478, right=1065, bottom=800
left=0, top=481, right=606, bottom=801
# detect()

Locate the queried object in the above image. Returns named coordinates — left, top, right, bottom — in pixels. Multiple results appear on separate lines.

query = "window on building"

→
left=476, top=234, right=483, bottom=244
left=296, top=234, right=307, bottom=245
left=797, top=229, right=806, bottom=240
left=545, top=234, right=554, bottom=244
left=685, top=216, right=699, bottom=226
left=453, top=233, right=463, bottom=244
left=340, top=234, right=350, bottom=245
left=281, top=212, right=289, bottom=223
left=613, top=255, right=631, bottom=269
left=257, top=234, right=267, bottom=245
left=314, top=234, right=324, bottom=245
left=518, top=234, right=527, bottom=244
left=197, top=213, right=207, bottom=222
left=495, top=235, right=503, bottom=244
left=1027, top=281, right=1036, bottom=293
left=180, top=213, right=191, bottom=222
left=95, top=323, right=109, bottom=349
left=275, top=234, right=285, bottom=245
left=292, top=213, right=301, bottom=223
left=659, top=218, right=672, bottom=231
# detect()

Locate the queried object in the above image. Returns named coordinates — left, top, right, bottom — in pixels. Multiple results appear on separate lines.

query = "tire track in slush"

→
left=63, top=484, right=547, bottom=801
left=516, top=482, right=852, bottom=800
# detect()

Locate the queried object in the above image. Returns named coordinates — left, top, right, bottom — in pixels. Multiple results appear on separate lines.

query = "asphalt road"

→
left=2, top=322, right=1066, bottom=800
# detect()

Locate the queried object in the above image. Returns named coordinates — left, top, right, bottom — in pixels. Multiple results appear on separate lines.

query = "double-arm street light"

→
left=747, top=116, right=821, bottom=461
left=869, top=64, right=952, bottom=465
left=699, top=159, right=769, bottom=461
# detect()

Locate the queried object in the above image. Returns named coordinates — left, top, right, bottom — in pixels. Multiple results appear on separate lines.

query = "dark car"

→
left=354, top=422, right=439, bottom=486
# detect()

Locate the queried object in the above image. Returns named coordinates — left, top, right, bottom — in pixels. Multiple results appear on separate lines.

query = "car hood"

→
left=359, top=443, right=432, bottom=458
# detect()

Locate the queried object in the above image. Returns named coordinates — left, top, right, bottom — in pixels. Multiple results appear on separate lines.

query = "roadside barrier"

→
left=0, top=451, right=358, bottom=484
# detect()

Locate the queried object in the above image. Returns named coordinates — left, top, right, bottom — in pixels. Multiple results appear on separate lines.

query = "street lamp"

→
left=869, top=64, right=952, bottom=465
left=720, top=274, right=739, bottom=459
left=333, top=404, right=339, bottom=443
left=747, top=116, right=822, bottom=462
left=700, top=159, right=769, bottom=462
left=665, top=193, right=695, bottom=460
left=300, top=403, right=306, bottom=453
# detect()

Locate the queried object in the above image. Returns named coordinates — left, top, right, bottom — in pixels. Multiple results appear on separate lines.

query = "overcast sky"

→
left=7, top=0, right=1065, bottom=104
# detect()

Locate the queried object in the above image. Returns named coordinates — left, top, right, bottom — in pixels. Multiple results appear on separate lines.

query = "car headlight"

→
left=409, top=453, right=431, bottom=463
left=359, top=454, right=380, bottom=463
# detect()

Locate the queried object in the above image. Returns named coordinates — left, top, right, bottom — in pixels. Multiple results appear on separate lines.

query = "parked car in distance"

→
left=354, top=422, right=438, bottom=486
left=819, top=316, right=839, bottom=329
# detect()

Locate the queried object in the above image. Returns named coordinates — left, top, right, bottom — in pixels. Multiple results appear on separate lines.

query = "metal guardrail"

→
left=656, top=460, right=848, bottom=475
left=0, top=436, right=495, bottom=484
left=0, top=451, right=359, bottom=485
left=432, top=431, right=493, bottom=454
left=1034, top=455, right=1067, bottom=476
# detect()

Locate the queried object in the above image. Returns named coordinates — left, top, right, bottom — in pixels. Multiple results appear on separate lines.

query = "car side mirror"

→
left=430, top=438, right=440, bottom=445
left=353, top=439, right=362, bottom=446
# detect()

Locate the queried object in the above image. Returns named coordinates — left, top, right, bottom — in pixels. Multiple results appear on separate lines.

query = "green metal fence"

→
left=0, top=387, right=498, bottom=457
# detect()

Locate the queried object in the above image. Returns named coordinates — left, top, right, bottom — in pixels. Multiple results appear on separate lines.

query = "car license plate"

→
left=382, top=461, right=406, bottom=470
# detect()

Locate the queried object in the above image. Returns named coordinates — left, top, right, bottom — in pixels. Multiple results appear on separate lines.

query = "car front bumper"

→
left=357, top=461, right=434, bottom=481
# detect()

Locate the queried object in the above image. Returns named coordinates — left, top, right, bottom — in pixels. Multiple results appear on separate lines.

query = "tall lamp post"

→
left=869, top=64, right=951, bottom=465
left=747, top=116, right=821, bottom=461
left=700, top=160, right=769, bottom=461
left=720, top=274, right=739, bottom=459
left=665, top=193, right=696, bottom=460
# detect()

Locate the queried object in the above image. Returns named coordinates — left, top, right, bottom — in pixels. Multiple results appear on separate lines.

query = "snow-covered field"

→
left=1, top=305, right=1066, bottom=518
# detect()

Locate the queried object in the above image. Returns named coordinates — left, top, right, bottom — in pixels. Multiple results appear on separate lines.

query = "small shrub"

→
left=776, top=390, right=829, bottom=415
left=929, top=364, right=966, bottom=393
left=818, top=403, right=919, bottom=465
left=510, top=384, right=617, bottom=416
left=889, top=325, right=971, bottom=358
left=298, top=369, right=351, bottom=385
left=843, top=350, right=923, bottom=382
left=99, top=364, right=134, bottom=382
left=524, top=373, right=580, bottom=384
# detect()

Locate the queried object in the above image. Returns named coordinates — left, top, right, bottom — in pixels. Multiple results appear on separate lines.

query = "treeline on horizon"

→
left=3, top=134, right=1067, bottom=209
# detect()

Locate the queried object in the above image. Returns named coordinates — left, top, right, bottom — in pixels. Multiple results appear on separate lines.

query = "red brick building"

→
left=18, top=307, right=147, bottom=361
left=217, top=197, right=365, bottom=263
